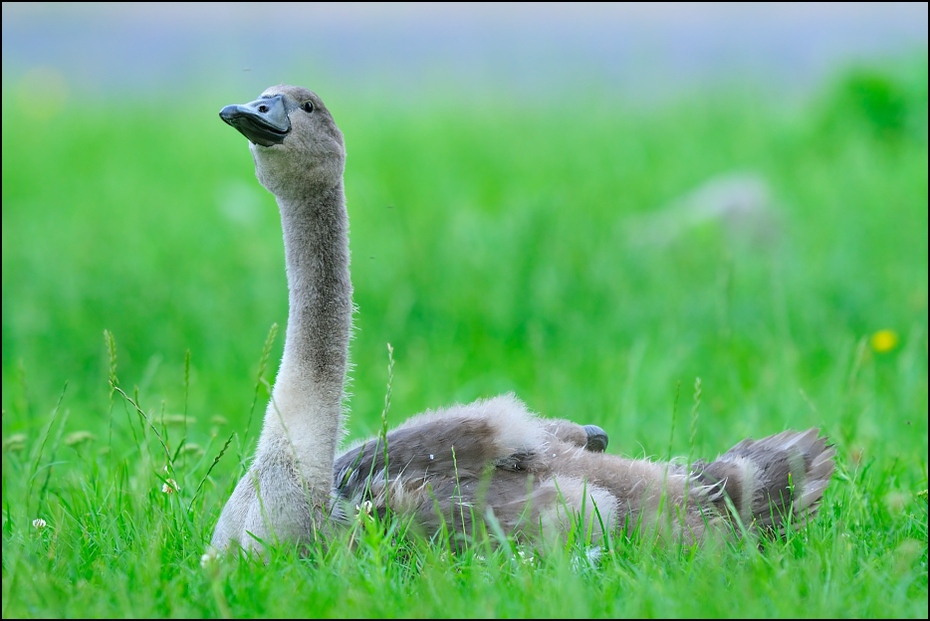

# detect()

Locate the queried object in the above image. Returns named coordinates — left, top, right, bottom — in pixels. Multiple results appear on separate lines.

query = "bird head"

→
left=220, top=84, right=346, bottom=197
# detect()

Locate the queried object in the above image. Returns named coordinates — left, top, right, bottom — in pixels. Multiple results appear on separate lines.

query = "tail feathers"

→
left=695, top=428, right=835, bottom=535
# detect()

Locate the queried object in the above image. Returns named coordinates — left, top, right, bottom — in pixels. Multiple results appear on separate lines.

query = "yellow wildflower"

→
left=870, top=329, right=899, bottom=353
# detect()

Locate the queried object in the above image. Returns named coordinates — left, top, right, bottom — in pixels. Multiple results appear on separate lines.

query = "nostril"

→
left=258, top=105, right=268, bottom=113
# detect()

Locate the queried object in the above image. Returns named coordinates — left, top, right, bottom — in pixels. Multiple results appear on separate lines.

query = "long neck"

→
left=261, top=181, right=352, bottom=494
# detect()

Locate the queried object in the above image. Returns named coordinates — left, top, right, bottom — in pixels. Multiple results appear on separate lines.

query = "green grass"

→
left=2, top=57, right=928, bottom=617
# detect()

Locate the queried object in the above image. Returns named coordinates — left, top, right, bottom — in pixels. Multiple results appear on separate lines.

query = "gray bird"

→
left=210, top=85, right=835, bottom=555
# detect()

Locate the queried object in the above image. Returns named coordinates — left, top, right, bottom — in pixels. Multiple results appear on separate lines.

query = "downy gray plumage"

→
left=210, top=85, right=835, bottom=555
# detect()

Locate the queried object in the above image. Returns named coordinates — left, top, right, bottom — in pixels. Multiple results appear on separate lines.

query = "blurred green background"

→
left=2, top=6, right=927, bottom=617
left=2, top=2, right=927, bottom=473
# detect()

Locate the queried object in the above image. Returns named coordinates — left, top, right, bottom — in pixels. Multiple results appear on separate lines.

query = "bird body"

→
left=210, top=85, right=834, bottom=554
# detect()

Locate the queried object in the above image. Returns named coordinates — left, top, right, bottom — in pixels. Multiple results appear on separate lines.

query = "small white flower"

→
left=201, top=550, right=218, bottom=568
left=32, top=518, right=47, bottom=530
left=161, top=478, right=179, bottom=494
left=355, top=500, right=374, bottom=521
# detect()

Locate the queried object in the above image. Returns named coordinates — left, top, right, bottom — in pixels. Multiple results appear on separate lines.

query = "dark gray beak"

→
left=219, top=94, right=290, bottom=147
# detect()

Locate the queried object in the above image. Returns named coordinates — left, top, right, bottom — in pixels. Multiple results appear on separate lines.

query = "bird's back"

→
left=333, top=394, right=835, bottom=547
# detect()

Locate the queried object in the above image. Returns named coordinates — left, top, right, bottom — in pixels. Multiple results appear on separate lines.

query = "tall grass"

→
left=2, top=57, right=927, bottom=617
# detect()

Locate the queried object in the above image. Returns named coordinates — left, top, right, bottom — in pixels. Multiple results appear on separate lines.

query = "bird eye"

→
left=300, top=101, right=314, bottom=113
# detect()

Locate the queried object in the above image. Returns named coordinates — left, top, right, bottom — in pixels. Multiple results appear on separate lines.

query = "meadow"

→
left=2, top=57, right=927, bottom=617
